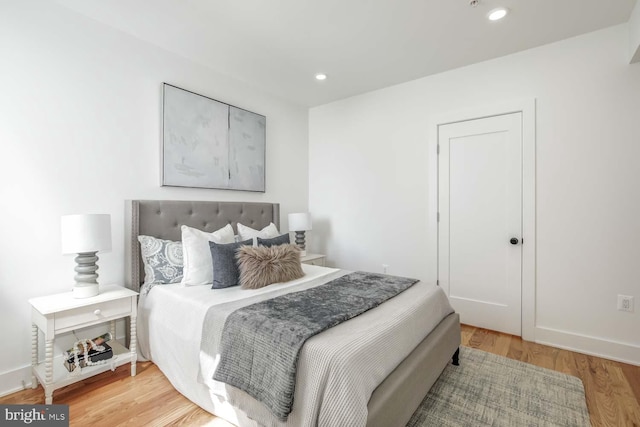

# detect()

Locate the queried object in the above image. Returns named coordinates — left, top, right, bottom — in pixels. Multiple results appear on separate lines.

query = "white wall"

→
left=0, top=1, right=308, bottom=395
left=310, top=24, right=640, bottom=364
left=630, top=0, right=640, bottom=63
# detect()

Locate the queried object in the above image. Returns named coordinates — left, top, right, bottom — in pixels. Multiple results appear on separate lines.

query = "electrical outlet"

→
left=382, top=264, right=389, bottom=274
left=617, top=295, right=634, bottom=312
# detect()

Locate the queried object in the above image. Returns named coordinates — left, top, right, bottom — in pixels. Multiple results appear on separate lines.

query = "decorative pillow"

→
left=138, top=235, right=183, bottom=285
left=181, top=224, right=235, bottom=286
left=257, top=233, right=290, bottom=247
left=237, top=222, right=280, bottom=245
left=209, top=239, right=253, bottom=289
left=236, top=244, right=304, bottom=290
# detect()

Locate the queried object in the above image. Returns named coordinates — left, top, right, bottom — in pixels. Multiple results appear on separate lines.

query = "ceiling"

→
left=57, top=0, right=637, bottom=107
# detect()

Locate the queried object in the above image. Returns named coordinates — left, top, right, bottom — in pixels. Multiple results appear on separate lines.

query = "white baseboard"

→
left=0, top=365, right=33, bottom=398
left=535, top=326, right=640, bottom=366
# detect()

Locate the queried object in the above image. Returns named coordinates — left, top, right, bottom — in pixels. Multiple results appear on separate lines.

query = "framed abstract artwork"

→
left=161, top=83, right=266, bottom=192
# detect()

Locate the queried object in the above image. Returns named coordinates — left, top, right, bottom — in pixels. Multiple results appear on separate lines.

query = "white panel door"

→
left=438, top=113, right=522, bottom=336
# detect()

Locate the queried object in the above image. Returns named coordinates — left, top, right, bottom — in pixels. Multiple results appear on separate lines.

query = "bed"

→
left=125, top=200, right=461, bottom=427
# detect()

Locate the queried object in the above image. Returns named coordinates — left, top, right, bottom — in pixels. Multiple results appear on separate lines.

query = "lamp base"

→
left=73, top=284, right=99, bottom=299
left=72, top=251, right=100, bottom=298
left=294, top=231, right=307, bottom=256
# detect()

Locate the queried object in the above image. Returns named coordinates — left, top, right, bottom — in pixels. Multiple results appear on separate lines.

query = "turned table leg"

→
left=31, top=324, right=38, bottom=389
left=44, top=339, right=54, bottom=404
left=130, top=316, right=137, bottom=376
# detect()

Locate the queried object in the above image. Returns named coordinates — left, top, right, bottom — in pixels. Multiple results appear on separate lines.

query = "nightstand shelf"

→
left=32, top=341, right=132, bottom=390
left=29, top=284, right=138, bottom=404
left=301, top=253, right=326, bottom=267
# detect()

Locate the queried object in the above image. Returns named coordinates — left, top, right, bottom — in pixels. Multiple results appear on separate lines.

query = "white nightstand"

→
left=301, top=253, right=326, bottom=267
left=28, top=285, right=138, bottom=404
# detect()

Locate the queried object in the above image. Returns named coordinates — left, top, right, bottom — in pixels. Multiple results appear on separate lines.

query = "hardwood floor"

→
left=0, top=361, right=230, bottom=427
left=2, top=325, right=638, bottom=426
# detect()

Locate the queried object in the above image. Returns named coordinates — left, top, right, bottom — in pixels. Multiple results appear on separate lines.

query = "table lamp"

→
left=61, top=214, right=112, bottom=298
left=288, top=213, right=312, bottom=256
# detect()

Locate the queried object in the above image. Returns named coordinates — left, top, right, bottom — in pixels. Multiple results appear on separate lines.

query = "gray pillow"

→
left=257, top=233, right=290, bottom=247
left=137, top=235, right=183, bottom=285
left=209, top=239, right=253, bottom=289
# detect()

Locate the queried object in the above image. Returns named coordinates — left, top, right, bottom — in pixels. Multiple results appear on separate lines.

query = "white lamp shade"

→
left=61, top=214, right=112, bottom=254
left=288, top=212, right=312, bottom=231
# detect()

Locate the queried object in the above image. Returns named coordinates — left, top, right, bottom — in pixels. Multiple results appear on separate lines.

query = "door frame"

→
left=427, top=99, right=536, bottom=340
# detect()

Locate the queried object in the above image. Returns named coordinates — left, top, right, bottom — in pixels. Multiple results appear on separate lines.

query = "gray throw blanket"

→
left=212, top=271, right=419, bottom=420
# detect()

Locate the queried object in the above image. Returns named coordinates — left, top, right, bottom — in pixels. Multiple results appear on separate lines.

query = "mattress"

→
left=137, top=264, right=454, bottom=427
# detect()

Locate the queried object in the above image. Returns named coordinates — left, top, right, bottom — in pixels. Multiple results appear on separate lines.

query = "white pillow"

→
left=237, top=222, right=280, bottom=246
left=181, top=224, right=235, bottom=286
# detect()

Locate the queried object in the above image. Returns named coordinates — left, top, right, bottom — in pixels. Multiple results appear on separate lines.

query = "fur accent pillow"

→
left=236, top=244, right=304, bottom=289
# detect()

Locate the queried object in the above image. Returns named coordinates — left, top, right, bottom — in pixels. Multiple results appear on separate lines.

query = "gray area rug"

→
left=407, top=347, right=591, bottom=426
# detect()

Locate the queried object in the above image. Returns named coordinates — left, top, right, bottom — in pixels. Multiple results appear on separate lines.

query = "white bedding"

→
left=137, top=264, right=453, bottom=427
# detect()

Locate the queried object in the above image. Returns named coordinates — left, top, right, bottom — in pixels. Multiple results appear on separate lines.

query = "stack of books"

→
left=63, top=332, right=114, bottom=372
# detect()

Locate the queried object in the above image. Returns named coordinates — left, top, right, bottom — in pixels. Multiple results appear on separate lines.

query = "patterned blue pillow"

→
left=138, top=235, right=183, bottom=285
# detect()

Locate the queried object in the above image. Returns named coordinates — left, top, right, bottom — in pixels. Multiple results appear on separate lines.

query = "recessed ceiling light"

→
left=487, top=7, right=508, bottom=21
left=315, top=73, right=327, bottom=81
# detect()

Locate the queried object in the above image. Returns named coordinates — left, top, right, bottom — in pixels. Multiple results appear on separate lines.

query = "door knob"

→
left=510, top=238, right=519, bottom=245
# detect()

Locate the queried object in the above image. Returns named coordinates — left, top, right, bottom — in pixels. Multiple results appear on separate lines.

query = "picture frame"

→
left=161, top=83, right=266, bottom=192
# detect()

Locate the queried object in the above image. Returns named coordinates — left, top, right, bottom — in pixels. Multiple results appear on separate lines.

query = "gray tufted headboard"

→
left=125, top=200, right=280, bottom=292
